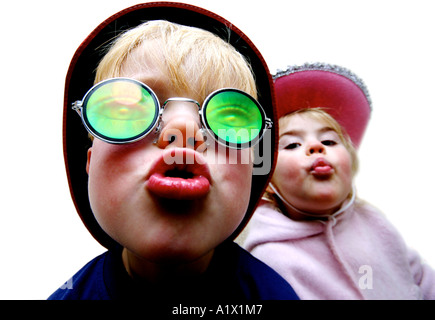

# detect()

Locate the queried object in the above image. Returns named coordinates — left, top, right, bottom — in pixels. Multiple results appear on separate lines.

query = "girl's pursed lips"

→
left=309, top=157, right=334, bottom=176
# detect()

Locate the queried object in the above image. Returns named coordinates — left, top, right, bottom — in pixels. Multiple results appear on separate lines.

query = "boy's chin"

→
left=151, top=195, right=207, bottom=216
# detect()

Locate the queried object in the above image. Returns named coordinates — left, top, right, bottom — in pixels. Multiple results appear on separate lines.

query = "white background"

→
left=1, top=0, right=434, bottom=299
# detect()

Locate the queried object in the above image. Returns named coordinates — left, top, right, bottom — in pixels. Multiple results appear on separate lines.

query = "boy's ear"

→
left=86, top=148, right=92, bottom=174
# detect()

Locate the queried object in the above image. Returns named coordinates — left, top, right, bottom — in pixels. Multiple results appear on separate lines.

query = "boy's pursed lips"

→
left=146, top=148, right=212, bottom=200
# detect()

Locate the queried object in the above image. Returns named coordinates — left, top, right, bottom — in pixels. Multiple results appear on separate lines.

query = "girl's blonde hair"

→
left=95, top=20, right=257, bottom=101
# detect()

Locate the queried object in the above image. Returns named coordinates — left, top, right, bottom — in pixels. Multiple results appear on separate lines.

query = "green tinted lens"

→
left=84, top=80, right=158, bottom=141
left=205, top=90, right=263, bottom=145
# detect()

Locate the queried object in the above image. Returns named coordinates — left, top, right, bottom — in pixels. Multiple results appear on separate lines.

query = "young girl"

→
left=243, top=63, right=435, bottom=299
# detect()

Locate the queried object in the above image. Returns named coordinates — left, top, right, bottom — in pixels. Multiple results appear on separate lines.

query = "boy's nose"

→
left=306, top=141, right=325, bottom=156
left=155, top=102, right=206, bottom=150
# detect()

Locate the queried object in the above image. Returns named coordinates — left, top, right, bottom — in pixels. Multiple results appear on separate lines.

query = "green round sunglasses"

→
left=72, top=78, right=272, bottom=149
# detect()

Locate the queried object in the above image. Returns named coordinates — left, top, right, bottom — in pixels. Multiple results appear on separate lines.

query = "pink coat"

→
left=243, top=200, right=435, bottom=299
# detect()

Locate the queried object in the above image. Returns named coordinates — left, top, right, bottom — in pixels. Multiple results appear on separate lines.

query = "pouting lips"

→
left=146, top=148, right=211, bottom=200
left=310, top=158, right=334, bottom=176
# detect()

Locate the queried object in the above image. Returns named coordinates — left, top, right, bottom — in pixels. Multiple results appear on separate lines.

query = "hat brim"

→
left=274, top=66, right=371, bottom=148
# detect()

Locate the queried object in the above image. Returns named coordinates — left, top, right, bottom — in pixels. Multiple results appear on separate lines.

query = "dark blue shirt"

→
left=48, top=241, right=299, bottom=300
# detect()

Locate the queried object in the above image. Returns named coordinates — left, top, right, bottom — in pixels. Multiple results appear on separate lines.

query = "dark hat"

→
left=63, top=2, right=277, bottom=249
left=274, top=63, right=371, bottom=148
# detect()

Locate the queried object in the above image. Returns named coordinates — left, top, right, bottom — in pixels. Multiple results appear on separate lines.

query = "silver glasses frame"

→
left=72, top=77, right=272, bottom=149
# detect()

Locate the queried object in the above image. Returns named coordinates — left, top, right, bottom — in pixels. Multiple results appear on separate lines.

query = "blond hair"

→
left=95, top=20, right=257, bottom=101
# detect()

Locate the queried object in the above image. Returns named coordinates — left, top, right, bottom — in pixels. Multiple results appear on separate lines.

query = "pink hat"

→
left=273, top=63, right=372, bottom=148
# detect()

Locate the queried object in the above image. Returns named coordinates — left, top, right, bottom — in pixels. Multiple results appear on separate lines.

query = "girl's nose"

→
left=306, top=141, right=325, bottom=156
left=155, top=101, right=205, bottom=150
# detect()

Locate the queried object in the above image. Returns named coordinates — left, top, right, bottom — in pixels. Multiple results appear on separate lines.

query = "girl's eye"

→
left=285, top=142, right=301, bottom=150
left=322, top=140, right=337, bottom=146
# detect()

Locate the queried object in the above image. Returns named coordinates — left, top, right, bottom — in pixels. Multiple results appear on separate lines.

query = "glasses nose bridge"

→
left=156, top=97, right=206, bottom=149
left=163, top=97, right=201, bottom=109
left=159, top=97, right=203, bottom=129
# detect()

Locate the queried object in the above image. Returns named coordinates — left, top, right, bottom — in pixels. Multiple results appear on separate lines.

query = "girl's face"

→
left=85, top=46, right=253, bottom=274
left=271, top=113, right=353, bottom=219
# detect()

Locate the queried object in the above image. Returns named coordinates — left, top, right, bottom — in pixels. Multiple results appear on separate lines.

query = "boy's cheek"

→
left=202, top=143, right=253, bottom=167
left=214, top=164, right=253, bottom=224
left=207, top=148, right=253, bottom=192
